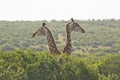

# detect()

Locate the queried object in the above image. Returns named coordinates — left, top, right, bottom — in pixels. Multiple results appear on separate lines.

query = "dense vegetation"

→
left=0, top=19, right=120, bottom=80
left=0, top=50, right=120, bottom=80
left=0, top=19, right=120, bottom=53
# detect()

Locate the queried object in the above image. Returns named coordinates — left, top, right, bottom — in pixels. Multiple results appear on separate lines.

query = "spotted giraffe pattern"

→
left=62, top=18, right=85, bottom=54
left=33, top=19, right=85, bottom=55
left=62, top=23, right=72, bottom=54
left=32, top=24, right=61, bottom=54
left=45, top=27, right=61, bottom=54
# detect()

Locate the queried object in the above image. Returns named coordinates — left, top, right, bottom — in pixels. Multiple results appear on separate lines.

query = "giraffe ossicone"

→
left=32, top=18, right=85, bottom=54
left=32, top=23, right=61, bottom=54
left=62, top=18, right=85, bottom=54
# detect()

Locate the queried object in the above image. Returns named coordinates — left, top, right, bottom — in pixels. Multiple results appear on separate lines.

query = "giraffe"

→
left=62, top=18, right=85, bottom=54
left=32, top=23, right=61, bottom=54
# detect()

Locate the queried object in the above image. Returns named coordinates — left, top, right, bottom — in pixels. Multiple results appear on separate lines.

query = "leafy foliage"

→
left=0, top=50, right=120, bottom=80
left=0, top=19, right=120, bottom=79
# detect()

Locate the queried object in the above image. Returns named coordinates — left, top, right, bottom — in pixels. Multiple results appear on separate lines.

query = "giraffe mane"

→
left=45, top=27, right=55, bottom=41
left=44, top=27, right=61, bottom=54
left=33, top=19, right=84, bottom=55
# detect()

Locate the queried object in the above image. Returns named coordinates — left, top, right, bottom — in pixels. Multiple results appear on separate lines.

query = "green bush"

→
left=0, top=50, right=120, bottom=80
left=98, top=53, right=120, bottom=79
left=0, top=50, right=98, bottom=80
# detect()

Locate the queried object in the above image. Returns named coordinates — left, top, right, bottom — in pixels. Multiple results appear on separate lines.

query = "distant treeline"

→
left=0, top=19, right=120, bottom=54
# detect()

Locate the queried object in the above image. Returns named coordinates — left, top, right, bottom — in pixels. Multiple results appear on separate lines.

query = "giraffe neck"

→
left=45, top=27, right=61, bottom=54
left=63, top=24, right=72, bottom=54
left=66, top=26, right=72, bottom=47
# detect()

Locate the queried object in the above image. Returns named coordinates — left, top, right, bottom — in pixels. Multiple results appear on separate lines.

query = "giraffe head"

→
left=68, top=18, right=85, bottom=33
left=32, top=23, right=47, bottom=37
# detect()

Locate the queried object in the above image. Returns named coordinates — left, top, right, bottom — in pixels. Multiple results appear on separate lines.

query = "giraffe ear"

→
left=71, top=18, right=75, bottom=22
